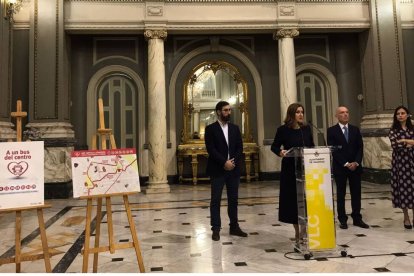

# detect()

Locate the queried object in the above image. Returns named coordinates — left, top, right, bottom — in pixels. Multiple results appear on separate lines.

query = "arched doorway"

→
left=296, top=64, right=339, bottom=146
left=86, top=65, right=147, bottom=175
left=97, top=74, right=136, bottom=148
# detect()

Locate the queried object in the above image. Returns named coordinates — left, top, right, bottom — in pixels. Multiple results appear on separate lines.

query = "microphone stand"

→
left=308, top=121, right=327, bottom=146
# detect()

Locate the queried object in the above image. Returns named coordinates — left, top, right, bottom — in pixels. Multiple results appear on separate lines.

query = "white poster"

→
left=71, top=148, right=140, bottom=198
left=0, top=141, right=44, bottom=210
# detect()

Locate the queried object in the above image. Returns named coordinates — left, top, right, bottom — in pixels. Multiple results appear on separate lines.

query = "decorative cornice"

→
left=144, top=29, right=167, bottom=40
left=274, top=28, right=299, bottom=39
left=65, top=0, right=369, bottom=3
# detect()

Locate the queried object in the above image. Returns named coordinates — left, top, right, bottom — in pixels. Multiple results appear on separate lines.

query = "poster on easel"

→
left=71, top=148, right=140, bottom=198
left=0, top=141, right=44, bottom=210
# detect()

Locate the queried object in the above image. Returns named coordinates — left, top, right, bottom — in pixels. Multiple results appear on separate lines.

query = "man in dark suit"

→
left=205, top=101, right=248, bottom=241
left=327, top=106, right=369, bottom=229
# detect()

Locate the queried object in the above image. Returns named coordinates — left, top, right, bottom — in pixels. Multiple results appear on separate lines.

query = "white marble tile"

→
left=1, top=181, right=414, bottom=272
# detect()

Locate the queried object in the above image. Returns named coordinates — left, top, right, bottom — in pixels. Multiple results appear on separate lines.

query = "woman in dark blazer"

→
left=271, top=103, right=314, bottom=246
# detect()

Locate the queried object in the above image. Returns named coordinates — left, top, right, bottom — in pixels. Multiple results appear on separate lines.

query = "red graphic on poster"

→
left=7, top=161, right=29, bottom=177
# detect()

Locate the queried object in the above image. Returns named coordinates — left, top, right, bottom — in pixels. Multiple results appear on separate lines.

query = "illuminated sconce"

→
left=3, top=0, right=23, bottom=22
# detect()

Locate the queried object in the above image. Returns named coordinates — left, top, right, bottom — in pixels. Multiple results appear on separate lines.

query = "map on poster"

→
left=0, top=141, right=44, bottom=210
left=71, top=148, right=140, bottom=198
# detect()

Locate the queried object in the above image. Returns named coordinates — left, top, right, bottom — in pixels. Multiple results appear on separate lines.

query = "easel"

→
left=0, top=100, right=51, bottom=273
left=81, top=98, right=145, bottom=273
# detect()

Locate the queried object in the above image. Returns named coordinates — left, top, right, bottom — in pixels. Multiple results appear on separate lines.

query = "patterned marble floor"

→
left=1, top=180, right=414, bottom=273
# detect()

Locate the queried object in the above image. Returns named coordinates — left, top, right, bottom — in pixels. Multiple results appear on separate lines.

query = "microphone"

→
left=308, top=121, right=327, bottom=146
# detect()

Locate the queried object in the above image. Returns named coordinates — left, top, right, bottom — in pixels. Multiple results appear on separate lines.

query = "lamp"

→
left=3, top=0, right=23, bottom=22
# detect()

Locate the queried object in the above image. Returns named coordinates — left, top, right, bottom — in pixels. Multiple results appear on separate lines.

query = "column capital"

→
left=273, top=28, right=299, bottom=40
left=144, top=29, right=167, bottom=41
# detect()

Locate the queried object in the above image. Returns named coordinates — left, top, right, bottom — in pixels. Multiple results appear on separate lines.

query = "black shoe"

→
left=353, top=220, right=369, bottom=228
left=212, top=230, right=220, bottom=241
left=404, top=221, right=412, bottom=229
left=229, top=227, right=248, bottom=237
left=339, top=222, right=348, bottom=229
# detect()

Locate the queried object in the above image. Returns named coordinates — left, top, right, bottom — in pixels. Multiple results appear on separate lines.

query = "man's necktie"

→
left=343, top=126, right=349, bottom=142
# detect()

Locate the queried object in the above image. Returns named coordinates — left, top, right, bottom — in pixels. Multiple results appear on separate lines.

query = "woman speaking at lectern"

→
left=271, top=103, right=314, bottom=246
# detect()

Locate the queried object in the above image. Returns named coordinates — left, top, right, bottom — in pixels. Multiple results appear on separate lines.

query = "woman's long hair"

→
left=391, top=105, right=413, bottom=130
left=284, top=103, right=305, bottom=128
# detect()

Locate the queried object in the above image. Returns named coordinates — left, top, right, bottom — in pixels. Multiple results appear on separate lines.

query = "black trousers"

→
left=210, top=172, right=240, bottom=231
left=334, top=172, right=362, bottom=223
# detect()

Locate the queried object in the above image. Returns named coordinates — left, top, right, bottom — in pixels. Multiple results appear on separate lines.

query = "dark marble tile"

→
left=265, top=249, right=277, bottom=252
left=182, top=222, right=191, bottom=225
left=222, top=242, right=233, bottom=245
left=234, top=262, right=247, bottom=266
left=272, top=224, right=281, bottom=226
left=52, top=211, right=107, bottom=273
left=153, top=230, right=162, bottom=233
left=374, top=267, right=390, bottom=272
left=407, top=241, right=414, bottom=244
left=249, top=232, right=259, bottom=235
left=112, top=258, right=124, bottom=262
left=339, top=244, right=350, bottom=248
left=154, top=219, right=162, bottom=221
left=152, top=246, right=163, bottom=249
left=355, top=234, right=366, bottom=237
left=316, top=257, right=328, bottom=261
left=368, top=202, right=376, bottom=205
left=151, top=267, right=163, bottom=272
left=393, top=253, right=406, bottom=256
left=179, top=212, right=187, bottom=215
left=238, top=220, right=246, bottom=222
left=124, top=226, right=130, bottom=228
left=119, top=239, right=129, bottom=242
left=155, top=209, right=162, bottom=212
left=190, top=253, right=201, bottom=257
left=383, top=218, right=393, bottom=220
left=371, top=225, right=381, bottom=228
left=185, top=236, right=191, bottom=239
left=258, top=213, right=266, bottom=216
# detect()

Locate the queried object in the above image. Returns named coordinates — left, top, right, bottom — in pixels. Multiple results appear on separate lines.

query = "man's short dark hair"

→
left=215, top=101, right=230, bottom=112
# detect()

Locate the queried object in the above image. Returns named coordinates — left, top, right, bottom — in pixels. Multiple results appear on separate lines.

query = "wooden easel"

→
left=81, top=98, right=145, bottom=273
left=0, top=100, right=51, bottom=273
left=10, top=100, right=27, bottom=142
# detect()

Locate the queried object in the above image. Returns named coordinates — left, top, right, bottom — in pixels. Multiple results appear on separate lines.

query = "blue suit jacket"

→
left=327, top=123, right=364, bottom=175
left=204, top=121, right=243, bottom=178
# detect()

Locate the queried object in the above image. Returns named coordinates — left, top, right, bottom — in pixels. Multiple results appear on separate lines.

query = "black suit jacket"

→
left=204, top=121, right=243, bottom=178
left=327, top=123, right=363, bottom=175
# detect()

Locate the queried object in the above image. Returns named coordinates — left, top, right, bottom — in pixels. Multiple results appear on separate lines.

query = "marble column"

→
left=358, top=0, right=406, bottom=182
left=274, top=28, right=299, bottom=123
left=144, top=29, right=170, bottom=194
left=27, top=0, right=75, bottom=186
left=0, top=2, right=16, bottom=140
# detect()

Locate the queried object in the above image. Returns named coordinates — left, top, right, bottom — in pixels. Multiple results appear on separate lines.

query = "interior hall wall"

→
left=403, top=29, right=414, bottom=111
left=12, top=29, right=30, bottom=127
left=295, top=33, right=363, bottom=127
left=70, top=35, right=147, bottom=148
